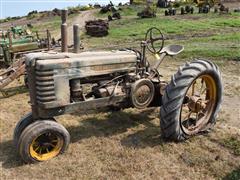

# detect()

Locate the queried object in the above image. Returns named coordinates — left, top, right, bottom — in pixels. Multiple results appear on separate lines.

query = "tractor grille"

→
left=35, top=69, right=56, bottom=103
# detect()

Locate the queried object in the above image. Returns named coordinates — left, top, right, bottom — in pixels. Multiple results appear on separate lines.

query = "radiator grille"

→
left=36, top=70, right=56, bottom=103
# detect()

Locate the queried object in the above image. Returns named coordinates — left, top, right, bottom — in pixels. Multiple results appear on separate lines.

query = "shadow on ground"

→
left=0, top=140, right=26, bottom=169
left=0, top=108, right=164, bottom=169
left=67, top=108, right=164, bottom=148
left=223, top=167, right=240, bottom=180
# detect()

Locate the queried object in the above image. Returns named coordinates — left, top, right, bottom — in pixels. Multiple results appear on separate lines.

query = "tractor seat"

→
left=161, top=45, right=184, bottom=56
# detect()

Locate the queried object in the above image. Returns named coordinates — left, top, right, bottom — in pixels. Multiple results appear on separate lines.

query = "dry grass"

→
left=0, top=59, right=239, bottom=179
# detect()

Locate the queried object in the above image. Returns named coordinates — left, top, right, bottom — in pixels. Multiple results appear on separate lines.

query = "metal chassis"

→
left=34, top=95, right=127, bottom=119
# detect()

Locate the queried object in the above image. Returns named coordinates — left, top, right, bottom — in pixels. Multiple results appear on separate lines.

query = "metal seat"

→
left=161, top=45, right=184, bottom=56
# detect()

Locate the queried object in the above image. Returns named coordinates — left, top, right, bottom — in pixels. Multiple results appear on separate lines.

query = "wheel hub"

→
left=30, top=132, right=63, bottom=161
left=131, top=79, right=155, bottom=109
left=187, top=96, right=207, bottom=113
left=180, top=74, right=217, bottom=135
left=135, top=85, right=151, bottom=103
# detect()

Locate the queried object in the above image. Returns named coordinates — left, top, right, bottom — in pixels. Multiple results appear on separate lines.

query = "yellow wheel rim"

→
left=180, top=74, right=217, bottom=135
left=30, top=132, right=63, bottom=161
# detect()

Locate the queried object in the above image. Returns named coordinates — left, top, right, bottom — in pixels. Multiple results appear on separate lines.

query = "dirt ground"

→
left=62, top=10, right=96, bottom=45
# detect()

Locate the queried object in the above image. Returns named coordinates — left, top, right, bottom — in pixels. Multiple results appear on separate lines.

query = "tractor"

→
left=14, top=27, right=223, bottom=163
left=194, top=0, right=220, bottom=7
left=0, top=28, right=34, bottom=64
left=195, top=0, right=221, bottom=13
left=0, top=28, right=58, bottom=91
left=165, top=7, right=177, bottom=16
left=0, top=26, right=54, bottom=66
left=137, top=0, right=156, bottom=18
left=181, top=5, right=194, bottom=15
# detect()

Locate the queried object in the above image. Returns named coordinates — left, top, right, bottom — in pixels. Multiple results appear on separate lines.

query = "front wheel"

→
left=13, top=113, right=33, bottom=148
left=17, top=120, right=70, bottom=163
left=160, top=59, right=223, bottom=141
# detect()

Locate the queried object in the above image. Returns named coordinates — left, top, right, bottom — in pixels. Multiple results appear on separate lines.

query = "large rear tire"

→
left=160, top=59, right=223, bottom=141
left=17, top=120, right=70, bottom=163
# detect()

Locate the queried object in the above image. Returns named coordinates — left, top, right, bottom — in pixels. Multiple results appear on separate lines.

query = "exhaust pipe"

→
left=73, top=24, right=80, bottom=53
left=8, top=32, right=13, bottom=48
left=61, top=9, right=68, bottom=52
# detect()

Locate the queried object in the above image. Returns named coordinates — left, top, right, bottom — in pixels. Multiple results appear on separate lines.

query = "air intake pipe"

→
left=61, top=9, right=68, bottom=52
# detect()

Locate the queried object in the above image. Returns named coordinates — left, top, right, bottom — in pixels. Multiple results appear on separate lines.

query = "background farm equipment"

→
left=0, top=27, right=34, bottom=62
left=108, top=11, right=121, bottom=21
left=14, top=27, right=223, bottom=163
left=100, top=1, right=120, bottom=14
left=234, top=7, right=240, bottom=13
left=165, top=8, right=177, bottom=16
left=196, top=0, right=221, bottom=13
left=99, top=1, right=122, bottom=21
left=0, top=26, right=58, bottom=91
left=214, top=3, right=229, bottom=13
left=137, top=8, right=156, bottom=18
left=181, top=5, right=194, bottom=15
left=137, top=1, right=156, bottom=18
left=157, top=0, right=169, bottom=8
left=194, top=0, right=220, bottom=7
left=199, top=4, right=210, bottom=13
left=0, top=58, right=25, bottom=91
left=0, top=28, right=53, bottom=66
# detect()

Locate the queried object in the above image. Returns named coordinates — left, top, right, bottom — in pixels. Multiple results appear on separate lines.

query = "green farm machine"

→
left=0, top=26, right=54, bottom=90
left=0, top=26, right=52, bottom=66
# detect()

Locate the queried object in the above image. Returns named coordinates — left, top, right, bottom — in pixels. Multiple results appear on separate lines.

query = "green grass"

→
left=85, top=7, right=240, bottom=60
left=220, top=136, right=240, bottom=156
left=30, top=14, right=77, bottom=37
left=31, top=16, right=61, bottom=32
left=223, top=168, right=240, bottom=180
left=108, top=14, right=240, bottom=38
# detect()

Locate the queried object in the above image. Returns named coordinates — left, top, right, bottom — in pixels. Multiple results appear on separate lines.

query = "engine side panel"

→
left=27, top=50, right=137, bottom=109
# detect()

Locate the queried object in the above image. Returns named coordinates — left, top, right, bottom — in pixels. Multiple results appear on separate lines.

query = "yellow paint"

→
left=155, top=54, right=160, bottom=60
left=29, top=133, right=63, bottom=161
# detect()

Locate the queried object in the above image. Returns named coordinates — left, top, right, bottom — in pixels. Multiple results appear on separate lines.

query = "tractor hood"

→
left=25, top=50, right=138, bottom=78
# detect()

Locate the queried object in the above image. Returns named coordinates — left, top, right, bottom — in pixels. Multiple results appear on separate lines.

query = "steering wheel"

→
left=144, top=27, right=164, bottom=54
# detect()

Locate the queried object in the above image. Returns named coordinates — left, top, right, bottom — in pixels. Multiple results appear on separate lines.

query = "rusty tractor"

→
left=138, top=0, right=156, bottom=18
left=107, top=1, right=122, bottom=21
left=181, top=5, right=194, bottom=15
left=195, top=0, right=220, bottom=8
left=157, top=0, right=169, bottom=8
left=199, top=4, right=211, bottom=13
left=0, top=29, right=52, bottom=66
left=0, top=28, right=57, bottom=92
left=14, top=27, right=223, bottom=163
left=108, top=12, right=121, bottom=21
left=0, top=27, right=33, bottom=63
left=165, top=8, right=177, bottom=16
left=214, top=3, right=229, bottom=14
left=197, top=0, right=220, bottom=14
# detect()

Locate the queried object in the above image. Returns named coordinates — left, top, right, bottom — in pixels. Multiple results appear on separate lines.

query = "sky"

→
left=0, top=0, right=129, bottom=19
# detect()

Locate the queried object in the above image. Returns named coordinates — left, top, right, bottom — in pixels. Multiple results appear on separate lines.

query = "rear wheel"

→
left=17, top=120, right=70, bottom=163
left=160, top=59, right=223, bottom=141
